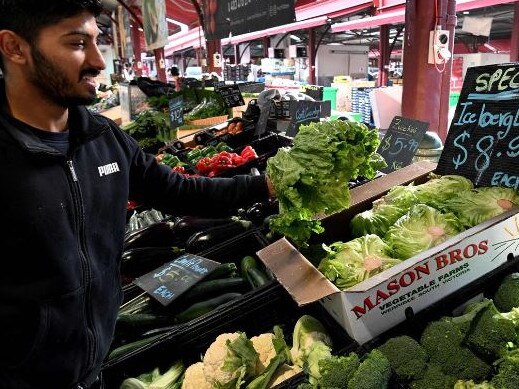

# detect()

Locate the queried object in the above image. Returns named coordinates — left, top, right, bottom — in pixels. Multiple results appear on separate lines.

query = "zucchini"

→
left=185, top=220, right=252, bottom=253
left=174, top=292, right=242, bottom=323
left=119, top=293, right=152, bottom=315
left=116, top=313, right=173, bottom=336
left=205, top=262, right=238, bottom=280
left=108, top=334, right=164, bottom=361
left=181, top=277, right=248, bottom=303
left=241, top=256, right=270, bottom=288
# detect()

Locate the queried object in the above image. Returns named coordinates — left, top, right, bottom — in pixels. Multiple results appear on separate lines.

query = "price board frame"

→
left=215, top=84, right=245, bottom=108
left=286, top=100, right=327, bottom=137
left=437, top=63, right=519, bottom=188
left=168, top=96, right=184, bottom=129
left=133, top=254, right=221, bottom=306
left=377, top=116, right=429, bottom=173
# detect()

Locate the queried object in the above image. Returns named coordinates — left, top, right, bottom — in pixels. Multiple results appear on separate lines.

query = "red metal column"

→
left=401, top=0, right=454, bottom=142
left=378, top=24, right=390, bottom=87
left=308, top=27, right=316, bottom=84
left=511, top=2, right=519, bottom=61
left=206, top=39, right=222, bottom=73
left=438, top=0, right=457, bottom=141
left=154, top=48, right=167, bottom=82
left=263, top=37, right=270, bottom=58
left=234, top=44, right=241, bottom=65
left=130, top=24, right=143, bottom=77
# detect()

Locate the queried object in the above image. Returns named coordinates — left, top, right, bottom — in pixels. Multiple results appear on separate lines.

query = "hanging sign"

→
left=437, top=63, right=519, bottom=188
left=202, top=0, right=296, bottom=40
left=169, top=96, right=184, bottom=129
left=286, top=100, right=329, bottom=137
left=133, top=254, right=221, bottom=306
left=215, top=84, right=245, bottom=108
left=377, top=116, right=429, bottom=173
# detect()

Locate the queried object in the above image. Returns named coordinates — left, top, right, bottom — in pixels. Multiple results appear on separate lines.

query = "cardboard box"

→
left=257, top=161, right=519, bottom=344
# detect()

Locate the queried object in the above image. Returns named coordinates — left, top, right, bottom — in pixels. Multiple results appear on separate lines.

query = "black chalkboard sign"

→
left=437, top=63, right=519, bottom=187
left=215, top=84, right=245, bottom=108
left=256, top=100, right=273, bottom=136
left=168, top=96, right=184, bottom=129
left=302, top=85, right=324, bottom=101
left=286, top=100, right=325, bottom=137
left=133, top=254, right=221, bottom=306
left=377, top=116, right=429, bottom=173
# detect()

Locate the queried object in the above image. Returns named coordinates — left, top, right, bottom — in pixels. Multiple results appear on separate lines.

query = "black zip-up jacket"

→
left=0, top=102, right=269, bottom=388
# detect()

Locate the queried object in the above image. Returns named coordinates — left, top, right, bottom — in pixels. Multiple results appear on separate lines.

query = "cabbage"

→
left=386, top=204, right=464, bottom=260
left=317, top=234, right=401, bottom=290
left=350, top=203, right=407, bottom=238
left=414, top=174, right=474, bottom=209
left=444, top=186, right=519, bottom=228
left=379, top=183, right=419, bottom=209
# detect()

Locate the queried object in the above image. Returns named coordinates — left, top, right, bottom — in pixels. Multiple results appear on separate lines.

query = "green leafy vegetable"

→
left=266, top=120, right=386, bottom=246
left=444, top=186, right=519, bottom=228
left=318, top=234, right=401, bottom=290
left=385, top=204, right=464, bottom=260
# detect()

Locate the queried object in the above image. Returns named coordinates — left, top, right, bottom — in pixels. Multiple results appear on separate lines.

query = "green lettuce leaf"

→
left=317, top=234, right=401, bottom=290
left=444, top=186, right=519, bottom=228
left=386, top=204, right=464, bottom=260
left=266, top=120, right=386, bottom=246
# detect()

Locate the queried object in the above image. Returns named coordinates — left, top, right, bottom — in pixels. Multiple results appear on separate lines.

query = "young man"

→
left=0, top=1, right=273, bottom=388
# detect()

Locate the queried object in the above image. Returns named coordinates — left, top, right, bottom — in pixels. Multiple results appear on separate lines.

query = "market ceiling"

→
left=100, top=0, right=518, bottom=55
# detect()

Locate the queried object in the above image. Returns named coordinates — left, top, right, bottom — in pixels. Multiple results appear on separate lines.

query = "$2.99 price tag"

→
left=437, top=64, right=519, bottom=189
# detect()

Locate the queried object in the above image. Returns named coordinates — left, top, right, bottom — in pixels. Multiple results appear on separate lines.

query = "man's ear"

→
left=0, top=30, right=30, bottom=66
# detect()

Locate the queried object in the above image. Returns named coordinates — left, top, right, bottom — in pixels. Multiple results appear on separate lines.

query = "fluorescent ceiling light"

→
left=166, top=17, right=188, bottom=32
left=290, top=34, right=302, bottom=42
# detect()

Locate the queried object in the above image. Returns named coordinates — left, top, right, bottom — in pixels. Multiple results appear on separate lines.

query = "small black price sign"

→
left=286, top=100, right=324, bottom=137
left=133, top=254, right=221, bottom=306
left=377, top=116, right=429, bottom=173
left=437, top=64, right=519, bottom=188
left=168, top=96, right=184, bottom=129
left=302, top=85, right=324, bottom=101
left=216, top=84, right=245, bottom=108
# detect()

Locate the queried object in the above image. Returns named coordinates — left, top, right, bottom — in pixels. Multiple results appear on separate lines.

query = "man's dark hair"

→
left=0, top=0, right=103, bottom=69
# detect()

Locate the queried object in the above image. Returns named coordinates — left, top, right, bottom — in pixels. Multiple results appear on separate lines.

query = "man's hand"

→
left=266, top=176, right=276, bottom=198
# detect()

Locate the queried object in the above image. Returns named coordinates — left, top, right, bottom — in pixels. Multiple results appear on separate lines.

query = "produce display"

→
left=316, top=175, right=519, bottom=290
left=195, top=147, right=258, bottom=177
left=266, top=120, right=386, bottom=247
left=122, top=110, right=173, bottom=149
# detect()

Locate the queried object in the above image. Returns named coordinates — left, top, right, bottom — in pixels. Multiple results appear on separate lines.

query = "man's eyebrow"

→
left=63, top=31, right=99, bottom=39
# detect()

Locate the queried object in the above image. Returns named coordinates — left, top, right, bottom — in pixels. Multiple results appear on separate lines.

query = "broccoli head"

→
left=491, top=348, right=519, bottom=389
left=420, top=320, right=491, bottom=381
left=317, top=352, right=360, bottom=389
left=494, top=273, right=519, bottom=313
left=377, top=335, right=428, bottom=381
left=409, top=363, right=457, bottom=389
left=347, top=349, right=391, bottom=389
left=454, top=380, right=495, bottom=389
left=464, top=301, right=518, bottom=361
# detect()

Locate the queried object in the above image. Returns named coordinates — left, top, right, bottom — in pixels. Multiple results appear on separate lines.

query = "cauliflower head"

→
left=251, top=333, right=277, bottom=374
left=203, top=332, right=259, bottom=389
left=181, top=362, right=212, bottom=389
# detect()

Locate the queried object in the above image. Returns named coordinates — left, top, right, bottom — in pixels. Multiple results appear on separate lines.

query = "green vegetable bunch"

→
left=121, top=110, right=172, bottom=148
left=266, top=120, right=386, bottom=246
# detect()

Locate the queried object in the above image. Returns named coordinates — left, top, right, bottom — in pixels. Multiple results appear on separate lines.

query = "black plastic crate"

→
left=102, top=282, right=357, bottom=388
left=105, top=230, right=277, bottom=367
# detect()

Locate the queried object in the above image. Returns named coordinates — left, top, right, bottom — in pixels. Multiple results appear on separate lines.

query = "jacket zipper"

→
left=66, top=160, right=98, bottom=374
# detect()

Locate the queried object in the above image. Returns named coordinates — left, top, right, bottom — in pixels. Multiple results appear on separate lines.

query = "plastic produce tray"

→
left=102, top=281, right=357, bottom=388
left=106, top=230, right=278, bottom=367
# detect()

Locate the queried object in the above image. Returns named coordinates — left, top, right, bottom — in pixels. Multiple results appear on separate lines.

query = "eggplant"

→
left=245, top=199, right=279, bottom=225
left=171, top=216, right=241, bottom=241
left=185, top=220, right=253, bottom=253
left=121, top=246, right=184, bottom=279
left=123, top=221, right=180, bottom=250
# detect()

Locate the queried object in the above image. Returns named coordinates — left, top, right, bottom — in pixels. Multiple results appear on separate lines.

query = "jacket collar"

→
left=0, top=80, right=110, bottom=155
